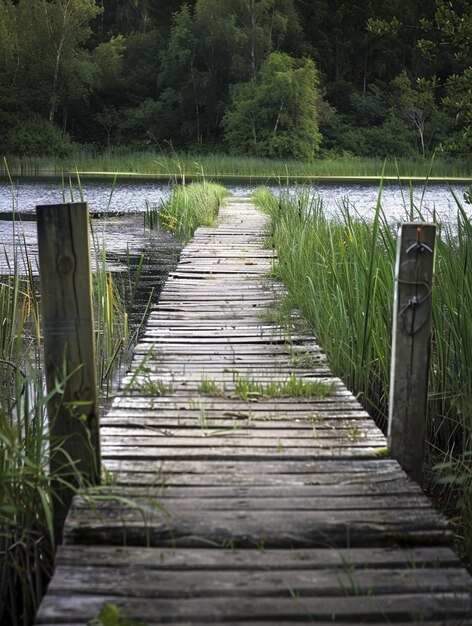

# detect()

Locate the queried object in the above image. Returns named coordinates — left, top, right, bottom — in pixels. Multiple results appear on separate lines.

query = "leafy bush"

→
left=2, top=115, right=73, bottom=157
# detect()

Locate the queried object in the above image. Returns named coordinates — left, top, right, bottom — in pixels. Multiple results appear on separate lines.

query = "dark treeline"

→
left=0, top=0, right=470, bottom=160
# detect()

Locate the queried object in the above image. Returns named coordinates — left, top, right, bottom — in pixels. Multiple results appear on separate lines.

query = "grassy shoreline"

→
left=4, top=172, right=471, bottom=185
left=1, top=151, right=471, bottom=183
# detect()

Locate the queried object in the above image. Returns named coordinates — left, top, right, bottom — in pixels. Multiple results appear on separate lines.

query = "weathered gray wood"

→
left=102, top=457, right=404, bottom=474
left=53, top=544, right=463, bottom=569
left=388, top=223, right=436, bottom=484
left=35, top=593, right=472, bottom=623
left=98, top=435, right=386, bottom=448
left=47, top=564, right=471, bottom=597
left=64, top=499, right=450, bottom=549
left=36, top=202, right=100, bottom=543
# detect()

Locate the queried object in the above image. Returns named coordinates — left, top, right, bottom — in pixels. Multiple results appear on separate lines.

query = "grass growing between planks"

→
left=254, top=184, right=472, bottom=566
left=147, top=181, right=230, bottom=241
left=198, top=374, right=334, bottom=401
left=234, top=374, right=334, bottom=401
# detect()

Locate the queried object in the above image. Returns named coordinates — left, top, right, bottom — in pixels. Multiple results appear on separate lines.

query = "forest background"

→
left=0, top=0, right=470, bottom=162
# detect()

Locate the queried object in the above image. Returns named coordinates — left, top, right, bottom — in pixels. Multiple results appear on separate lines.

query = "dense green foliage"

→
left=0, top=0, right=470, bottom=159
left=255, top=185, right=472, bottom=565
left=223, top=53, right=322, bottom=158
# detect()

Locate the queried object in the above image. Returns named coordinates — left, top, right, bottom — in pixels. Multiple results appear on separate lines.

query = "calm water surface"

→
left=0, top=177, right=469, bottom=220
left=0, top=178, right=469, bottom=274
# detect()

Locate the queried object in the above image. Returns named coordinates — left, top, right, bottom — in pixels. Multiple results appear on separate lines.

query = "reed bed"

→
left=150, top=181, right=230, bottom=241
left=0, top=231, right=145, bottom=625
left=1, top=150, right=471, bottom=180
left=0, top=240, right=53, bottom=625
left=254, top=185, right=472, bottom=565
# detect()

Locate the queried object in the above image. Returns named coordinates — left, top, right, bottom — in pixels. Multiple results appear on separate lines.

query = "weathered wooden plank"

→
left=98, top=467, right=419, bottom=489
left=47, top=564, right=471, bottom=598
left=110, top=397, right=371, bottom=412
left=35, top=592, right=472, bottom=623
left=65, top=500, right=450, bottom=549
left=103, top=472, right=420, bottom=490
left=99, top=420, right=382, bottom=432
left=136, top=336, right=311, bottom=345
left=100, top=435, right=386, bottom=448
left=53, top=544, right=464, bottom=570
left=102, top=458, right=403, bottom=475
left=100, top=446, right=384, bottom=461
left=101, top=412, right=371, bottom=423
left=80, top=492, right=432, bottom=512
left=89, top=482, right=427, bottom=498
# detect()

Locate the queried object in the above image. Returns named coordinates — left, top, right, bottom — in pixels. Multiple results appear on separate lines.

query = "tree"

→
left=391, top=70, right=438, bottom=157
left=0, top=0, right=102, bottom=153
left=0, top=0, right=101, bottom=133
left=223, top=52, right=321, bottom=158
left=153, top=0, right=303, bottom=147
left=419, top=0, right=472, bottom=152
left=31, top=0, right=102, bottom=122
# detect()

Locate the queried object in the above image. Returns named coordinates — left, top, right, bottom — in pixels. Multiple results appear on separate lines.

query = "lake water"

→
left=0, top=177, right=470, bottom=275
left=0, top=177, right=469, bottom=222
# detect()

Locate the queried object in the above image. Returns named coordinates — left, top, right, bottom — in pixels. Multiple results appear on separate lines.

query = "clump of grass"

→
left=259, top=294, right=293, bottom=326
left=286, top=347, right=318, bottom=368
left=87, top=601, right=147, bottom=626
left=154, top=181, right=230, bottom=241
left=198, top=377, right=224, bottom=396
left=234, top=374, right=334, bottom=401
left=134, top=376, right=170, bottom=396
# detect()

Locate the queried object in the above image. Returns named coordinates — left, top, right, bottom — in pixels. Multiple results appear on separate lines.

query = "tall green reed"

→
left=0, top=239, right=53, bottom=625
left=0, top=205, right=148, bottom=625
left=255, top=186, right=395, bottom=426
left=255, top=184, right=472, bottom=564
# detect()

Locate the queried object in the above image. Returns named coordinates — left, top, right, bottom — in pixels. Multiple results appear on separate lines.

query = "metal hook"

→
left=406, top=227, right=433, bottom=254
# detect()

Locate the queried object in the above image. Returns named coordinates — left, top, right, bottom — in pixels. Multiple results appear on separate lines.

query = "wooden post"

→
left=388, top=222, right=436, bottom=484
left=36, top=202, right=100, bottom=544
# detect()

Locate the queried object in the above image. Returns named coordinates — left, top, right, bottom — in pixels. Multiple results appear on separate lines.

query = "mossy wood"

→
left=36, top=202, right=100, bottom=543
left=388, top=223, right=436, bottom=484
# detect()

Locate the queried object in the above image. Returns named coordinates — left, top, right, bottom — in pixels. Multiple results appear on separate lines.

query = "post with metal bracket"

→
left=37, top=202, right=100, bottom=544
left=388, top=223, right=436, bottom=484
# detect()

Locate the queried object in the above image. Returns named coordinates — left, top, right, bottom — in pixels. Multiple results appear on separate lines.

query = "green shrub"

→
left=2, top=115, right=73, bottom=157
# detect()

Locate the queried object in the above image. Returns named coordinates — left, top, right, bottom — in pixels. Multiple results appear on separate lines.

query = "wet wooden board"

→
left=36, top=198, right=472, bottom=625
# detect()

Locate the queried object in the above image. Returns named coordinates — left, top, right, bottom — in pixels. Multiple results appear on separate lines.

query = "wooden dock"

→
left=36, top=199, right=471, bottom=624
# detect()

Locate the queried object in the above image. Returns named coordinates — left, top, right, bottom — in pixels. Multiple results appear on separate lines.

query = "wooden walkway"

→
left=37, top=199, right=471, bottom=625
